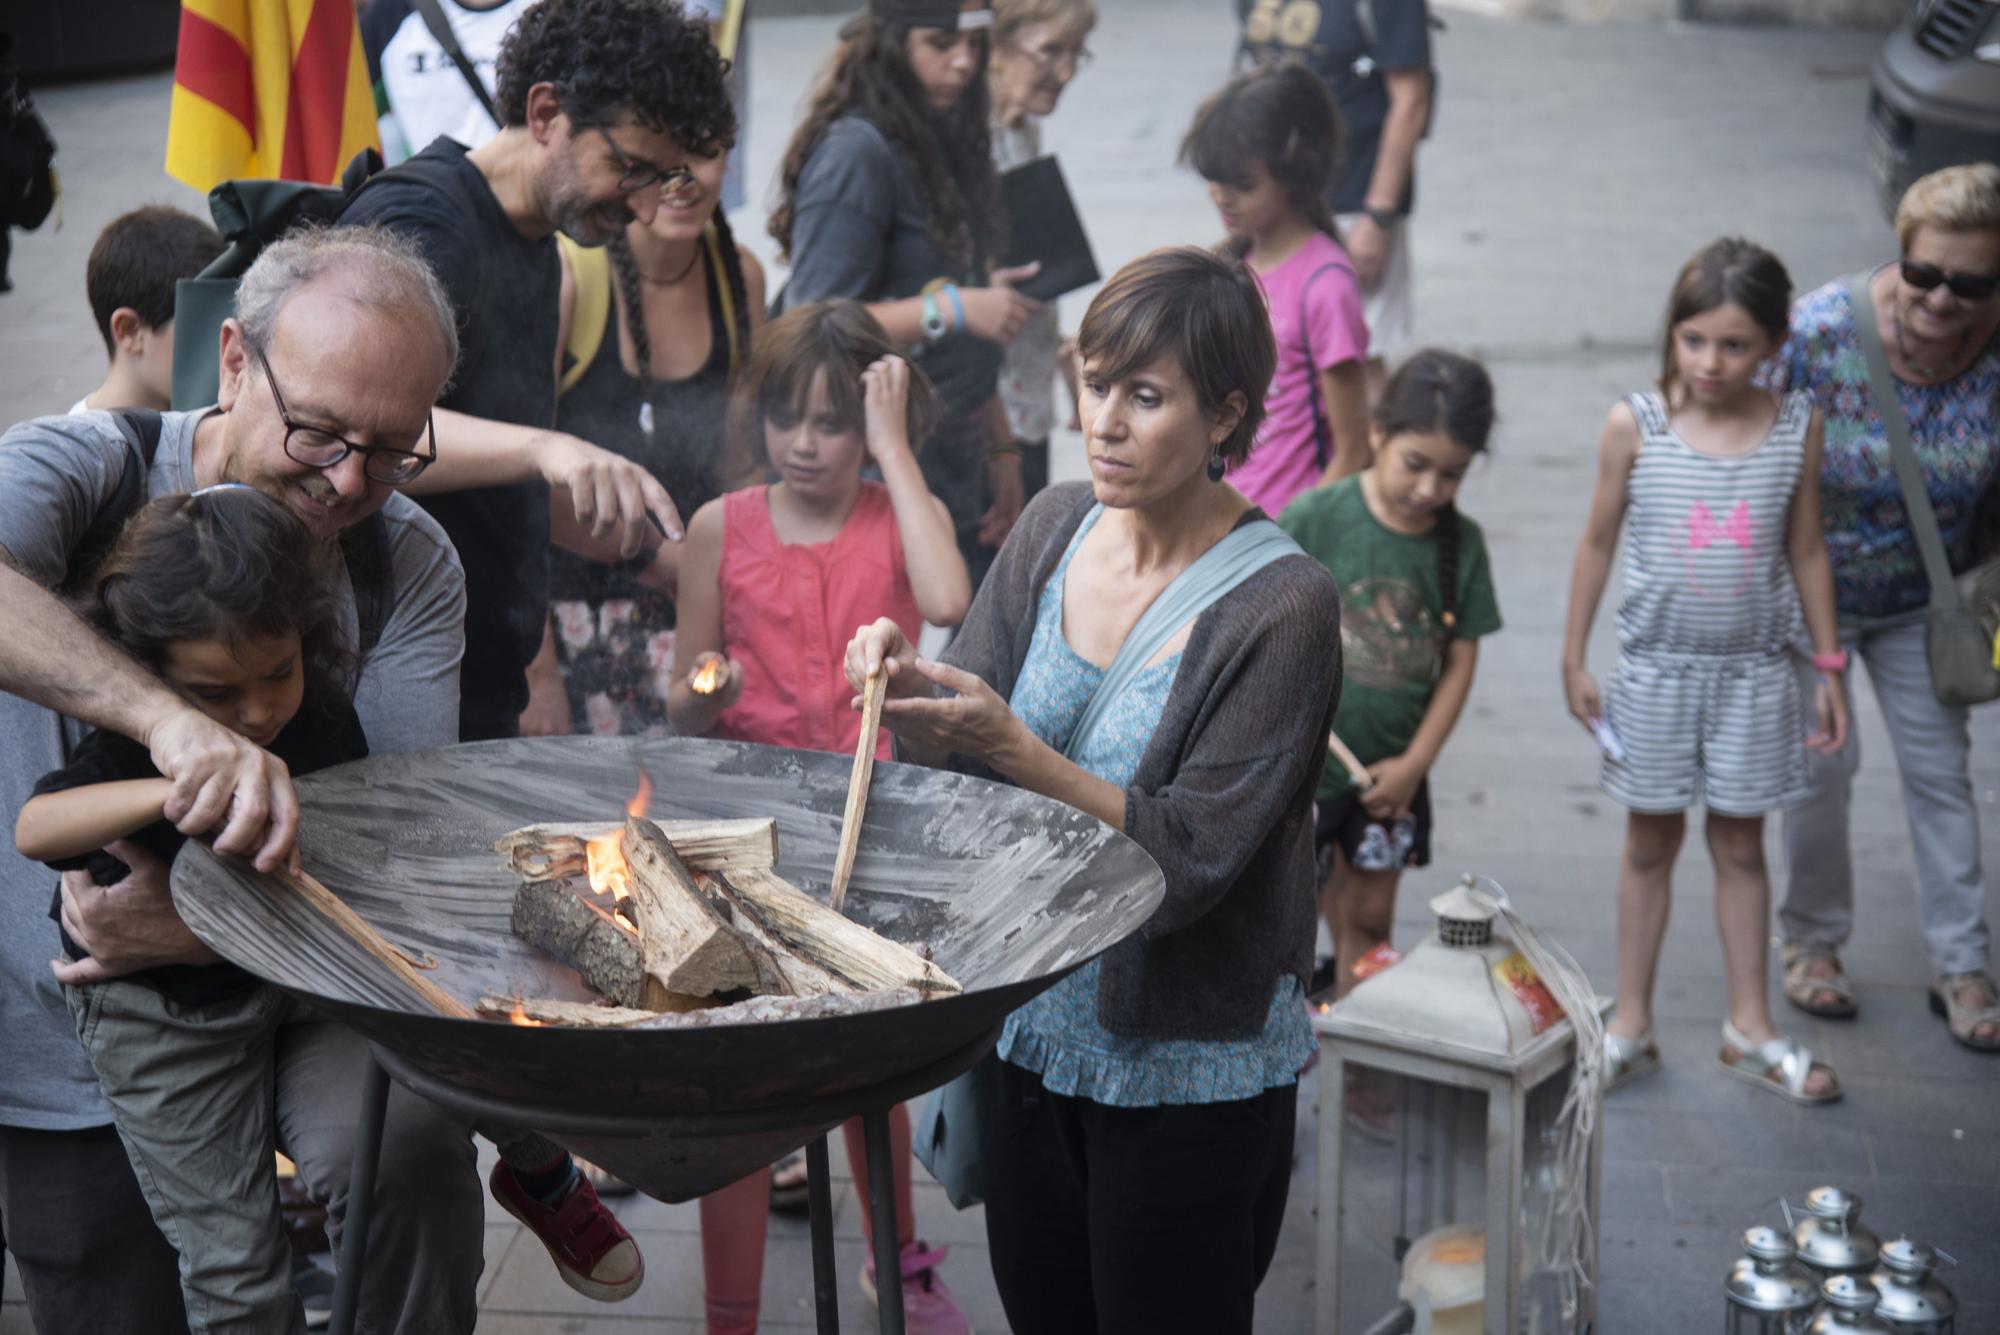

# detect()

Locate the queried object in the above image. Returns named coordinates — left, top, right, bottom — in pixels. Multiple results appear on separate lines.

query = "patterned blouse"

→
left=1767, top=275, right=2000, bottom=621
left=995, top=507, right=1316, bottom=1107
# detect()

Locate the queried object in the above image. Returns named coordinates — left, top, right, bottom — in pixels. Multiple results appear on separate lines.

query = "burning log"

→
left=495, top=817, right=777, bottom=881
left=621, top=817, right=761, bottom=1000
left=478, top=995, right=672, bottom=1027
left=710, top=867, right=962, bottom=996
left=508, top=879, right=708, bottom=1012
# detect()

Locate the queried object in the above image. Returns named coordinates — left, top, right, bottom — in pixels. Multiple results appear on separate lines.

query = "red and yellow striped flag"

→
left=167, top=0, right=379, bottom=192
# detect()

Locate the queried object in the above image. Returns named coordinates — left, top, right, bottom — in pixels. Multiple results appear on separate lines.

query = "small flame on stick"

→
left=690, top=657, right=725, bottom=695
left=507, top=997, right=543, bottom=1028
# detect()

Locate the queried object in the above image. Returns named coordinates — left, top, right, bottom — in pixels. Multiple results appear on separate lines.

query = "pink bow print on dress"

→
left=1687, top=499, right=1754, bottom=551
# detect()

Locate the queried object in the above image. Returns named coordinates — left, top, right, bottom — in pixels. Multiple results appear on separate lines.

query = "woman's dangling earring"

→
left=1206, top=447, right=1226, bottom=482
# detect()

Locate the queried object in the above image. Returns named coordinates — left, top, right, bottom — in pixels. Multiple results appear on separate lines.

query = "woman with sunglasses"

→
left=771, top=0, right=1041, bottom=593
left=986, top=0, right=1097, bottom=502
left=1767, top=162, right=2000, bottom=1053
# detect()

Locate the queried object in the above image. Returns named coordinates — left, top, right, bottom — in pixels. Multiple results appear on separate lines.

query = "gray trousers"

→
left=65, top=979, right=483, bottom=1335
left=1780, top=615, right=1991, bottom=976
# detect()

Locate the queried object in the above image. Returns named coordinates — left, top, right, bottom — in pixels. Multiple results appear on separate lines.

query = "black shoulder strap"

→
left=1299, top=259, right=1355, bottom=470
left=339, top=512, right=393, bottom=661
left=409, top=0, right=501, bottom=129
left=62, top=410, right=165, bottom=594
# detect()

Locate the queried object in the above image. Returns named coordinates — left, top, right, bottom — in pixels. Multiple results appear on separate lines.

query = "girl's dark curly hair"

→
left=770, top=15, right=997, bottom=268
left=88, top=489, right=354, bottom=721
left=495, top=0, right=736, bottom=155
left=727, top=299, right=941, bottom=470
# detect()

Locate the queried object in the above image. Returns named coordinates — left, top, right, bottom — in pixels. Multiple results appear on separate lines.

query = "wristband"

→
left=920, top=289, right=947, bottom=345
left=1812, top=650, right=1849, bottom=673
left=1364, top=205, right=1398, bottom=230
left=941, top=282, right=965, bottom=332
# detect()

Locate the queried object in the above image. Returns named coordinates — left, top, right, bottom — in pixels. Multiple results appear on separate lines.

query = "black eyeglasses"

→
left=1900, top=259, right=2000, bottom=302
left=252, top=347, right=436, bottom=485
left=595, top=127, right=696, bottom=195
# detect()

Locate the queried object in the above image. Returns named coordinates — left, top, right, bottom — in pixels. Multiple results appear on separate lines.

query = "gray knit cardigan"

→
left=933, top=482, right=1343, bottom=1041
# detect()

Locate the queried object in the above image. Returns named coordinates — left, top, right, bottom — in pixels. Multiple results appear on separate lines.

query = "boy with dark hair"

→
left=77, top=205, right=225, bottom=413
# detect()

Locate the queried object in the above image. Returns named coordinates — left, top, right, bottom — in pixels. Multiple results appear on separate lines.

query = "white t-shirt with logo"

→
left=363, top=0, right=529, bottom=164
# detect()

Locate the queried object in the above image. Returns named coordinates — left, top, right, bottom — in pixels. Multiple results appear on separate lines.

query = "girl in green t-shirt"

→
left=1278, top=350, right=1504, bottom=1008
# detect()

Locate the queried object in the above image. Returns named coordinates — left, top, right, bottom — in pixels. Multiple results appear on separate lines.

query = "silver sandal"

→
left=1718, top=1021, right=1840, bottom=1105
left=1604, top=1029, right=1662, bottom=1092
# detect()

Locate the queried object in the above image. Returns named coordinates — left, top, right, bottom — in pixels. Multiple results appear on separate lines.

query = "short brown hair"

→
left=991, top=0, right=1098, bottom=48
left=1896, top=162, right=2000, bottom=250
left=85, top=205, right=225, bottom=356
left=1075, top=247, right=1274, bottom=464
left=728, top=300, right=941, bottom=468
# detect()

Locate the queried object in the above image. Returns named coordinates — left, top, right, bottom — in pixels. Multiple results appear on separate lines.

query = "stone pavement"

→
left=3, top=3, right=1997, bottom=1332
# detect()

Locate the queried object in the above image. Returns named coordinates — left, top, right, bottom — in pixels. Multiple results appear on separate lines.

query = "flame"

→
left=585, top=832, right=630, bottom=902
left=627, top=768, right=653, bottom=818
left=507, top=998, right=543, bottom=1028
left=690, top=657, right=725, bottom=695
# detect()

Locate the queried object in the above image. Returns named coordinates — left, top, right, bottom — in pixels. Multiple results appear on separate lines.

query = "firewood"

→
left=272, top=867, right=477, bottom=1018
left=494, top=817, right=778, bottom=880
left=511, top=878, right=654, bottom=1009
left=829, top=669, right=887, bottom=913
left=693, top=872, right=853, bottom=999
left=710, top=867, right=962, bottom=996
left=477, top=995, right=675, bottom=1027
left=622, top=817, right=760, bottom=998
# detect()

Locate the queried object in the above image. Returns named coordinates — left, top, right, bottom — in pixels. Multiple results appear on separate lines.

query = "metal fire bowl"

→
left=171, top=735, right=1165, bottom=1200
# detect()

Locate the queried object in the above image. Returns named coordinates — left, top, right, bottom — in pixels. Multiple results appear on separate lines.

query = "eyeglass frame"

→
left=249, top=344, right=437, bottom=485
left=594, top=126, right=697, bottom=196
left=1899, top=257, right=2000, bottom=303
left=1007, top=36, right=1093, bottom=74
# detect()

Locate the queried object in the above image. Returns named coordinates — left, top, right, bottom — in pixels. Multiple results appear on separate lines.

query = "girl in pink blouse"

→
left=666, top=299, right=972, bottom=1332
left=1183, top=59, right=1372, bottom=516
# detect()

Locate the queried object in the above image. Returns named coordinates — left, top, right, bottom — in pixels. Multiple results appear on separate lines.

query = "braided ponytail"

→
left=607, top=232, right=653, bottom=405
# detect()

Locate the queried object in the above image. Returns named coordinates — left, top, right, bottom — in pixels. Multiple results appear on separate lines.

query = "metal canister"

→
left=1792, top=1186, right=1882, bottom=1278
left=1870, top=1237, right=1957, bottom=1334
left=1808, top=1275, right=1896, bottom=1333
left=1725, top=1226, right=1820, bottom=1334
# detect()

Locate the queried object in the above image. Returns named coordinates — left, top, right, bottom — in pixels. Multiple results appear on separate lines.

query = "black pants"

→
left=0, top=1121, right=189, bottom=1335
left=980, top=1057, right=1296, bottom=1335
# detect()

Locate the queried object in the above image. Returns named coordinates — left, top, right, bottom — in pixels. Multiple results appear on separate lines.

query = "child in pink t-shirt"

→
left=666, top=300, right=973, bottom=1333
left=1182, top=60, right=1371, bottom=517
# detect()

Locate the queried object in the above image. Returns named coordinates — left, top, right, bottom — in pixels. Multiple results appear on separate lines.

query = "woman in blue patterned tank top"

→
left=842, top=248, right=1341, bottom=1333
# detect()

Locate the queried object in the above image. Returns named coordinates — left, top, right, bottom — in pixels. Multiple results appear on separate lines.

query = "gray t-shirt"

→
left=0, top=408, right=466, bottom=1129
left=778, top=114, right=1002, bottom=421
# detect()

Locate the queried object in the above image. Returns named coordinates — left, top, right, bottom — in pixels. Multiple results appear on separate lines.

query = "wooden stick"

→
left=271, top=866, right=476, bottom=1019
left=715, top=867, right=961, bottom=996
left=1326, top=728, right=1375, bottom=793
left=622, top=817, right=760, bottom=998
left=495, top=817, right=777, bottom=880
left=828, top=670, right=888, bottom=914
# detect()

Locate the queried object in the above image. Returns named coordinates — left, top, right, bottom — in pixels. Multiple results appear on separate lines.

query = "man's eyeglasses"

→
left=1900, top=259, right=2000, bottom=303
left=252, top=347, right=436, bottom=485
left=596, top=127, right=696, bottom=195
left=1012, top=40, right=1093, bottom=74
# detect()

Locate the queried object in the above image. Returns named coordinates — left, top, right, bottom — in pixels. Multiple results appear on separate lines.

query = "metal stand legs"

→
left=330, top=1058, right=913, bottom=1335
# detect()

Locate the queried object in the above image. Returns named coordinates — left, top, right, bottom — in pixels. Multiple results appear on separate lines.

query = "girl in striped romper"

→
left=1563, top=238, right=1851, bottom=1106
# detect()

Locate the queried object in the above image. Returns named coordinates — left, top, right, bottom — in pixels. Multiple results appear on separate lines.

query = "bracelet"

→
left=1812, top=650, right=1849, bottom=673
left=942, top=282, right=965, bottom=332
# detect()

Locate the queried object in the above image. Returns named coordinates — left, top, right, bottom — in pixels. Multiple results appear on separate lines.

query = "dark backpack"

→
left=67, top=409, right=392, bottom=661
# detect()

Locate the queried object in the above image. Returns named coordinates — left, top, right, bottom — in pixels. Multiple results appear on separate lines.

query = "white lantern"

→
left=1313, top=876, right=1608, bottom=1335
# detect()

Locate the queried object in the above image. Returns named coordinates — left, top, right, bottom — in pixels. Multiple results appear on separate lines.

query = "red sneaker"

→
left=489, top=1160, right=645, bottom=1302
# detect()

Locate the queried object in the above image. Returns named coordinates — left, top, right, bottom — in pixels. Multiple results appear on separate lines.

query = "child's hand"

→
left=1807, top=671, right=1850, bottom=755
left=861, top=356, right=913, bottom=465
left=685, top=651, right=744, bottom=711
left=1562, top=662, right=1602, bottom=732
left=1361, top=755, right=1422, bottom=821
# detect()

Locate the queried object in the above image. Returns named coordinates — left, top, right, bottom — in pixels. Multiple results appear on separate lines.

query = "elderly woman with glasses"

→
left=1767, top=162, right=2000, bottom=1053
left=986, top=0, right=1097, bottom=501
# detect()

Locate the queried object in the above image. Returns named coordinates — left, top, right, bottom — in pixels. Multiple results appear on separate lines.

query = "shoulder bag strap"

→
left=1063, top=514, right=1304, bottom=761
left=1300, top=259, right=1353, bottom=470
left=409, top=0, right=501, bottom=128
left=558, top=234, right=612, bottom=396
left=1844, top=271, right=1957, bottom=612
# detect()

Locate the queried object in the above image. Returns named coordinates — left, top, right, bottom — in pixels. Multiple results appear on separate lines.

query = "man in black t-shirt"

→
left=1238, top=0, right=1433, bottom=380
left=344, top=0, right=736, bottom=740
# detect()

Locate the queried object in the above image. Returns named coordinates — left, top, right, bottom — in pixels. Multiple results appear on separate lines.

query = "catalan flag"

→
left=166, top=0, right=379, bottom=192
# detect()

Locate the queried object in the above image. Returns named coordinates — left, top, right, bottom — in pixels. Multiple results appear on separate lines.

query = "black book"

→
left=998, top=155, right=1099, bottom=303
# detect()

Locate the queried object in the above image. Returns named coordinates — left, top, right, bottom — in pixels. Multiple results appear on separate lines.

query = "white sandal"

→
left=1603, top=1029, right=1662, bottom=1092
left=1718, top=1021, right=1841, bottom=1105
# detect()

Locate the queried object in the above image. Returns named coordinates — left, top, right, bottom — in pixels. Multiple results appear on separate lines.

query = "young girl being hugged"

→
left=1279, top=351, right=1503, bottom=1008
left=666, top=300, right=972, bottom=1333
left=15, top=487, right=643, bottom=1325
left=1562, top=238, right=1850, bottom=1105
left=1183, top=58, right=1371, bottom=517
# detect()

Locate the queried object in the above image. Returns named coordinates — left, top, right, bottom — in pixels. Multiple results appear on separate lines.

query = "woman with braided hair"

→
left=1277, top=349, right=1503, bottom=1018
left=520, top=144, right=766, bottom=736
left=772, top=0, right=1040, bottom=591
